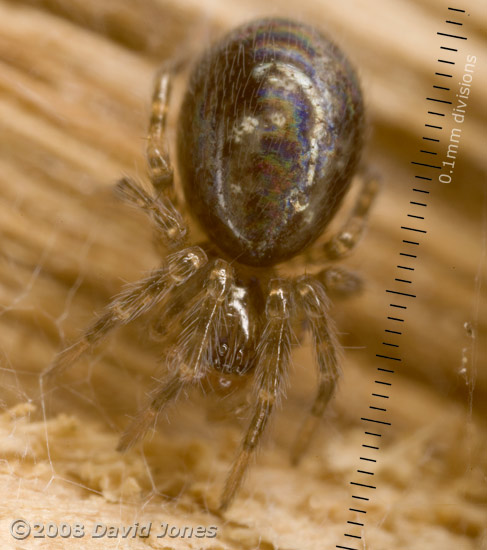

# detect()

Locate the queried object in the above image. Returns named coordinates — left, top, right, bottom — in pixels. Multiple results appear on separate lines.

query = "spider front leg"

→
left=115, top=177, right=187, bottom=250
left=220, top=279, right=294, bottom=512
left=117, top=258, right=236, bottom=451
left=43, top=246, right=207, bottom=380
left=115, top=62, right=187, bottom=249
left=44, top=60, right=198, bottom=383
left=291, top=276, right=341, bottom=465
left=147, top=61, right=182, bottom=203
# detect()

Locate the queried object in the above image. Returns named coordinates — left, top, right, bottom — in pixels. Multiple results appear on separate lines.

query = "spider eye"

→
left=218, top=343, right=229, bottom=356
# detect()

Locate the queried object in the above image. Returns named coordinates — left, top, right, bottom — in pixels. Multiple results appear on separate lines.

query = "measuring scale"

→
left=335, top=6, right=482, bottom=549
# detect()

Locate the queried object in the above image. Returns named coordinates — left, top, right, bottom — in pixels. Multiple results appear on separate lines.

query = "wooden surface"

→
left=0, top=1, right=485, bottom=549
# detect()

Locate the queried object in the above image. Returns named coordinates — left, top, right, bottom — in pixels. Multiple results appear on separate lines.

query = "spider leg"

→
left=316, top=265, right=363, bottom=298
left=304, top=170, right=379, bottom=264
left=115, top=60, right=188, bottom=249
left=43, top=246, right=207, bottom=380
left=116, top=369, right=184, bottom=452
left=290, top=276, right=341, bottom=465
left=147, top=61, right=182, bottom=203
left=322, top=170, right=379, bottom=260
left=219, top=279, right=294, bottom=512
left=117, top=258, right=236, bottom=451
left=115, top=177, right=187, bottom=250
left=148, top=261, right=212, bottom=342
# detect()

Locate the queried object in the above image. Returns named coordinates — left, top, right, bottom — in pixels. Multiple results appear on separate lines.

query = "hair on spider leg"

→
left=114, top=176, right=187, bottom=249
left=317, top=266, right=364, bottom=298
left=118, top=258, right=239, bottom=451
left=117, top=369, right=184, bottom=452
left=290, top=276, right=342, bottom=465
left=42, top=246, right=208, bottom=382
left=146, top=262, right=214, bottom=342
left=219, top=279, right=295, bottom=511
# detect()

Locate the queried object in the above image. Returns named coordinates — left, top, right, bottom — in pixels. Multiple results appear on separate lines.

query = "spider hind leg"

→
left=291, top=276, right=341, bottom=465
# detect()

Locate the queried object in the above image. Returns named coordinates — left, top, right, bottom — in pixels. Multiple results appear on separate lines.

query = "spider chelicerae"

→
left=44, top=18, right=378, bottom=511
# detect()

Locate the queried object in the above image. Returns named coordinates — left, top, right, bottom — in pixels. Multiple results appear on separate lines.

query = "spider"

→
left=44, top=18, right=378, bottom=511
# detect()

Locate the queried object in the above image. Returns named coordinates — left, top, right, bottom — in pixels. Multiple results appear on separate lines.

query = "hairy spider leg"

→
left=323, top=171, right=379, bottom=260
left=148, top=262, right=213, bottom=342
left=315, top=265, right=363, bottom=298
left=147, top=62, right=182, bottom=204
left=115, top=61, right=188, bottom=250
left=219, top=279, right=294, bottom=512
left=305, top=171, right=379, bottom=263
left=291, top=276, right=341, bottom=465
left=115, top=177, right=187, bottom=250
left=43, top=247, right=207, bottom=380
left=117, top=258, right=236, bottom=451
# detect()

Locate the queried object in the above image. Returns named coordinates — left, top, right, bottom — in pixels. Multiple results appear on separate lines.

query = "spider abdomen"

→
left=178, top=18, right=364, bottom=266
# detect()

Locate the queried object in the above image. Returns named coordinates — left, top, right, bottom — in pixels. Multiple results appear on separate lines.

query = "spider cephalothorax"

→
left=45, top=18, right=378, bottom=511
